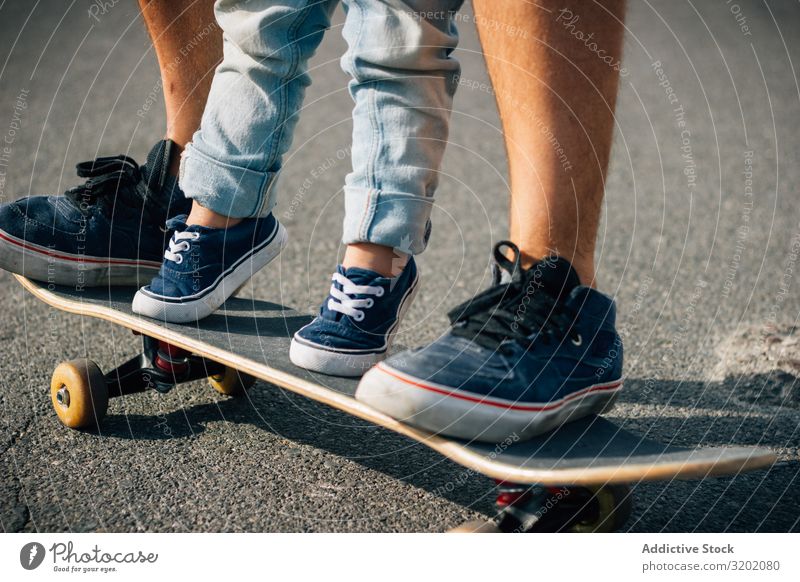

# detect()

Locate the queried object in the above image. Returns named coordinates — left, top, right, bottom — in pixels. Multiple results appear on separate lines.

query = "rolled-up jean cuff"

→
left=179, top=144, right=278, bottom=218
left=342, top=186, right=434, bottom=255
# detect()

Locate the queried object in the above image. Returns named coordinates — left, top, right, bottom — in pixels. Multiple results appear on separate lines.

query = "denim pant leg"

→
left=340, top=0, right=464, bottom=255
left=180, top=0, right=338, bottom=218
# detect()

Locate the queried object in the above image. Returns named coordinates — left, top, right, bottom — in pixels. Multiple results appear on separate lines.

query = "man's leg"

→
left=0, top=0, right=221, bottom=287
left=474, top=0, right=626, bottom=286
left=138, top=0, right=222, bottom=174
left=356, top=1, right=627, bottom=442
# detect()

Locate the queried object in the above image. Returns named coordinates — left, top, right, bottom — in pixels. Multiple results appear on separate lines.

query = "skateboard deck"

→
left=17, top=275, right=775, bottom=489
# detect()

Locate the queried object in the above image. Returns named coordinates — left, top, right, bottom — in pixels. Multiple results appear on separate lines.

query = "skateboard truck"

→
left=107, top=336, right=226, bottom=396
left=453, top=481, right=633, bottom=533
left=49, top=334, right=256, bottom=430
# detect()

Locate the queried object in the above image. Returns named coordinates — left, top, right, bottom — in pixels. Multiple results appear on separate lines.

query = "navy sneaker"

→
left=290, top=258, right=420, bottom=377
left=0, top=140, right=190, bottom=286
left=356, top=242, right=623, bottom=442
left=132, top=213, right=287, bottom=323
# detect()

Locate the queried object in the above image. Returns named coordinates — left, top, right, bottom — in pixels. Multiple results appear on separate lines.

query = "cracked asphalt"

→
left=0, top=0, right=798, bottom=532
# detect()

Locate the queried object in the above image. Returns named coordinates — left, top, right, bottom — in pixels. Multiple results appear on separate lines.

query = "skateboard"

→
left=16, top=274, right=776, bottom=533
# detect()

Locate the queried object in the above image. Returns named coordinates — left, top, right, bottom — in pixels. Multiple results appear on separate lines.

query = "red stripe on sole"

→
left=375, top=364, right=622, bottom=413
left=0, top=229, right=161, bottom=268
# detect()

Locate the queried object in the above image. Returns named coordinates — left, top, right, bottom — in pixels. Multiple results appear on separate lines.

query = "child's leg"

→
left=180, top=0, right=338, bottom=222
left=133, top=0, right=338, bottom=323
left=290, top=0, right=464, bottom=376
left=340, top=0, right=464, bottom=275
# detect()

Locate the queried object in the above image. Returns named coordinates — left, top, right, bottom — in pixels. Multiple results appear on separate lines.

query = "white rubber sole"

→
left=356, top=364, right=622, bottom=443
left=131, top=223, right=288, bottom=323
left=0, top=227, right=161, bottom=286
left=289, top=271, right=421, bottom=377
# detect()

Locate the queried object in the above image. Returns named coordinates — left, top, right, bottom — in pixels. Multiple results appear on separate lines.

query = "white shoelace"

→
left=163, top=231, right=200, bottom=265
left=327, top=272, right=384, bottom=322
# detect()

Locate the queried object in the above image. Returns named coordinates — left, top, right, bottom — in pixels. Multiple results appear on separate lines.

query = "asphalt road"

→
left=0, top=0, right=798, bottom=532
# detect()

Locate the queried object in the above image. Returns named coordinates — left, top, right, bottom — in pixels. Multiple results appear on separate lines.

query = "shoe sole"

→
left=131, top=222, right=288, bottom=323
left=0, top=227, right=161, bottom=286
left=356, top=363, right=623, bottom=443
left=288, top=270, right=421, bottom=377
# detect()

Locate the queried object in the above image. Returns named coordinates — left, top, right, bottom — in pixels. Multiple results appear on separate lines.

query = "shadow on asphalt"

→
left=84, top=375, right=798, bottom=524
left=97, top=382, right=497, bottom=516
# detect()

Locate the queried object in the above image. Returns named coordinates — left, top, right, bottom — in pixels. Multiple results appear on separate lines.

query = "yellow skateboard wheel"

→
left=208, top=367, right=256, bottom=396
left=448, top=520, right=503, bottom=533
left=50, top=359, right=108, bottom=429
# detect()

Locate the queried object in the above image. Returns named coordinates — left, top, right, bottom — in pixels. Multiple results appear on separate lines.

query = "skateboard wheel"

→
left=208, top=367, right=256, bottom=396
left=448, top=520, right=503, bottom=533
left=50, top=359, right=109, bottom=429
left=568, top=484, right=633, bottom=533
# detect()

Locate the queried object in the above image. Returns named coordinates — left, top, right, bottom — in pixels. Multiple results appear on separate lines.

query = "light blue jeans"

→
left=179, top=0, right=464, bottom=254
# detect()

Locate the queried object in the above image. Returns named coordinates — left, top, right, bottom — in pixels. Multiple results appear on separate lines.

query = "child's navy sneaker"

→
left=290, top=258, right=420, bottom=377
left=132, top=213, right=287, bottom=322
left=0, top=140, right=190, bottom=286
left=356, top=242, right=623, bottom=442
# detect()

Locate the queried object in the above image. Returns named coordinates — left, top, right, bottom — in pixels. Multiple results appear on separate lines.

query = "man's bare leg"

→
left=472, top=0, right=626, bottom=286
left=138, top=0, right=221, bottom=175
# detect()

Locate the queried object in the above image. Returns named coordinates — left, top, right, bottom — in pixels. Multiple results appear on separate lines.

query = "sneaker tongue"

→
left=164, top=214, right=189, bottom=233
left=142, top=140, right=176, bottom=192
left=527, top=256, right=582, bottom=300
left=342, top=265, right=385, bottom=286
left=141, top=139, right=186, bottom=219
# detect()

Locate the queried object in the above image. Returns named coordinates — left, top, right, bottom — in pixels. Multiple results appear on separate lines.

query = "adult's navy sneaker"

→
left=0, top=140, right=190, bottom=286
left=132, top=213, right=287, bottom=323
left=356, top=242, right=623, bottom=442
left=290, top=258, right=420, bottom=377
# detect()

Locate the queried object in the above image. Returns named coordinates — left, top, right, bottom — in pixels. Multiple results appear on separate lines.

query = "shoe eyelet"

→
left=354, top=312, right=365, bottom=322
left=571, top=333, right=583, bottom=347
left=192, top=232, right=200, bottom=239
left=175, top=255, right=184, bottom=265
left=376, top=288, right=385, bottom=297
left=365, top=298, right=374, bottom=308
